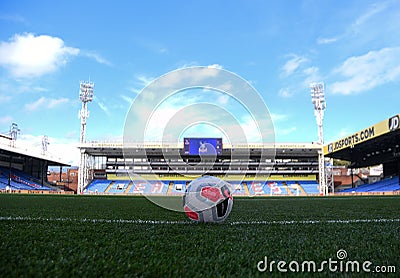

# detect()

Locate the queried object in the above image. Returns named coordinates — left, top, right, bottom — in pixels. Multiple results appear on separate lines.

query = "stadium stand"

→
left=84, top=177, right=320, bottom=196
left=325, top=114, right=400, bottom=194
left=80, top=141, right=322, bottom=195
left=0, top=140, right=70, bottom=193
left=0, top=166, right=52, bottom=191
left=339, top=176, right=400, bottom=193
left=84, top=180, right=113, bottom=193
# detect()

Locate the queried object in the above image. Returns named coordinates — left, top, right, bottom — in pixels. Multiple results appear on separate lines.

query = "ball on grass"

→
left=183, top=176, right=233, bottom=223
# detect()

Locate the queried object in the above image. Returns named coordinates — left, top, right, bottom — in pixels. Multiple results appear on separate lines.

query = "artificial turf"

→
left=0, top=194, right=399, bottom=277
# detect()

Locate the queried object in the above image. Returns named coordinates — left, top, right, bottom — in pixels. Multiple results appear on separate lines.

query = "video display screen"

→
left=183, top=138, right=223, bottom=155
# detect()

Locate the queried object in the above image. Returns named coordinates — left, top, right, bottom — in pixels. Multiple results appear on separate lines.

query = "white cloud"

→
left=331, top=47, right=400, bottom=94
left=125, top=67, right=275, bottom=144
left=0, top=33, right=79, bottom=78
left=303, top=66, right=322, bottom=87
left=65, top=130, right=78, bottom=140
left=207, top=64, right=223, bottom=69
left=25, top=98, right=45, bottom=111
left=135, top=38, right=169, bottom=55
left=352, top=2, right=387, bottom=30
left=157, top=65, right=223, bottom=89
left=278, top=88, right=293, bottom=98
left=93, top=96, right=110, bottom=115
left=276, top=126, right=297, bottom=136
left=281, top=55, right=308, bottom=77
left=0, top=14, right=27, bottom=23
left=158, top=47, right=168, bottom=54
left=48, top=98, right=69, bottom=108
left=279, top=62, right=321, bottom=97
left=135, top=74, right=155, bottom=87
left=317, top=37, right=339, bottom=45
left=135, top=89, right=265, bottom=142
left=176, top=61, right=199, bottom=69
left=25, top=97, right=69, bottom=111
left=120, top=94, right=134, bottom=104
left=316, top=2, right=389, bottom=45
left=82, top=51, right=112, bottom=66
left=129, top=74, right=156, bottom=96
left=270, top=113, right=288, bottom=122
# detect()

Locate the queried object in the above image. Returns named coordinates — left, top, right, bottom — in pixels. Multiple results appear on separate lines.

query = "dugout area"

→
left=324, top=114, right=400, bottom=183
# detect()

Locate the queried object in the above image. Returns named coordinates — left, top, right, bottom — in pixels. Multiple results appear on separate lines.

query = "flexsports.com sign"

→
left=324, top=114, right=400, bottom=155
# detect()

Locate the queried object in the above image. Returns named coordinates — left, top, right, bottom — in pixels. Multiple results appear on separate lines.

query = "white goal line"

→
left=0, top=216, right=399, bottom=225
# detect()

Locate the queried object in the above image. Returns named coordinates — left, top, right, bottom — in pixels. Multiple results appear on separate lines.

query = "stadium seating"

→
left=167, top=181, right=186, bottom=194
left=339, top=176, right=400, bottom=193
left=230, top=182, right=247, bottom=195
left=0, top=175, right=29, bottom=190
left=298, top=181, right=320, bottom=194
left=128, top=181, right=169, bottom=194
left=84, top=180, right=113, bottom=193
left=85, top=178, right=320, bottom=196
left=0, top=166, right=52, bottom=191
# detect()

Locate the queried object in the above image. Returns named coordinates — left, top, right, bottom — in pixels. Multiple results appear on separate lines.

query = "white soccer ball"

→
left=183, top=176, right=233, bottom=223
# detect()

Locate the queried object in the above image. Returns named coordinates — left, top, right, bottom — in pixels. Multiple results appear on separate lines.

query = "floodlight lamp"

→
left=79, top=81, right=94, bottom=102
left=310, top=83, right=326, bottom=111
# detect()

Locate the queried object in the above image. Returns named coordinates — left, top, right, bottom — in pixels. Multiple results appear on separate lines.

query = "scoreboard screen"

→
left=183, top=138, right=223, bottom=155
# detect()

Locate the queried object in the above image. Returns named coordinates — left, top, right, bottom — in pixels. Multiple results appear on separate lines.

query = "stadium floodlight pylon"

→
left=41, top=135, right=49, bottom=155
left=78, top=81, right=94, bottom=194
left=326, top=158, right=335, bottom=194
left=310, top=82, right=328, bottom=196
left=9, top=123, right=20, bottom=148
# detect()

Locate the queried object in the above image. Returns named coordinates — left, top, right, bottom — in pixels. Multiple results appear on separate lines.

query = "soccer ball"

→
left=183, top=176, right=233, bottom=223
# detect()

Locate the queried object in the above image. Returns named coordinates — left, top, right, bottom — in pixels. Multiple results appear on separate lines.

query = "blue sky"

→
left=0, top=0, right=399, bottom=165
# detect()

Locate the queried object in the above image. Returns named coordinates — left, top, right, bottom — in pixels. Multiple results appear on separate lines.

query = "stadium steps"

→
left=167, top=181, right=174, bottom=194
left=125, top=181, right=134, bottom=193
left=104, top=181, right=115, bottom=193
left=297, top=185, right=307, bottom=195
left=243, top=182, right=250, bottom=195
left=282, top=183, right=293, bottom=196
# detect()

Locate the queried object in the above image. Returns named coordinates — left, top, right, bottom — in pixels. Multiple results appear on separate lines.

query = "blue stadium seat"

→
left=339, top=176, right=399, bottom=193
left=85, top=180, right=113, bottom=193
left=299, top=181, right=320, bottom=194
left=107, top=181, right=131, bottom=193
left=0, top=166, right=52, bottom=190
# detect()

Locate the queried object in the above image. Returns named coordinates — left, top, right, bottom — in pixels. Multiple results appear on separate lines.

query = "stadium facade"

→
left=80, top=113, right=400, bottom=196
left=80, top=141, right=322, bottom=196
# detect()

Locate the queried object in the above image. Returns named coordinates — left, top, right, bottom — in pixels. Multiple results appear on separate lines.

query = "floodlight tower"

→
left=78, top=81, right=94, bottom=194
left=310, top=83, right=328, bottom=196
left=9, top=123, right=20, bottom=148
left=42, top=135, right=49, bottom=155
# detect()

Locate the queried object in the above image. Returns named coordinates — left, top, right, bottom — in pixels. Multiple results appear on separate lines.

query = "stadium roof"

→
left=0, top=142, right=70, bottom=167
left=80, top=142, right=320, bottom=157
left=324, top=114, right=400, bottom=168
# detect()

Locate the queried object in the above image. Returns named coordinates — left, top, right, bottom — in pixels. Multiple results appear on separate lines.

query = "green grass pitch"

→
left=0, top=194, right=399, bottom=277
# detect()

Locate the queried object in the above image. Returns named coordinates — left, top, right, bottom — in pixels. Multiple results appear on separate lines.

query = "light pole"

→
left=42, top=135, right=49, bottom=155
left=9, top=123, right=20, bottom=148
left=310, top=82, right=328, bottom=196
left=77, top=81, right=94, bottom=194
